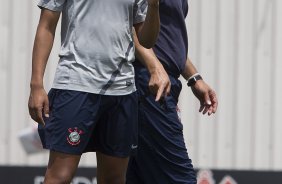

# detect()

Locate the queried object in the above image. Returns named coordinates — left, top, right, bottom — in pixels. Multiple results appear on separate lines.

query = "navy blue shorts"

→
left=38, top=89, right=138, bottom=157
left=126, top=67, right=196, bottom=184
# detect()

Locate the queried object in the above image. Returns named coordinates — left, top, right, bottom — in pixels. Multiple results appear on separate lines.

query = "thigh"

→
left=44, top=151, right=81, bottom=184
left=96, top=152, right=129, bottom=184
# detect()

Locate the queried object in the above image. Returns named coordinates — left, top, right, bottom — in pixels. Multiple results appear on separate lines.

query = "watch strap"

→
left=187, top=74, right=203, bottom=87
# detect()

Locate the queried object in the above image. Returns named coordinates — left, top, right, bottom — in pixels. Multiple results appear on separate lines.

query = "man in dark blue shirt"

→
left=127, top=0, right=218, bottom=183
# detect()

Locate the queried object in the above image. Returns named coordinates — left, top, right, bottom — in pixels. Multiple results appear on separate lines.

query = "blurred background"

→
left=0, top=0, right=281, bottom=183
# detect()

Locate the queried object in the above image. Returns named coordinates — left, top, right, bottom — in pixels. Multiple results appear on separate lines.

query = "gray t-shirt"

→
left=38, top=0, right=147, bottom=95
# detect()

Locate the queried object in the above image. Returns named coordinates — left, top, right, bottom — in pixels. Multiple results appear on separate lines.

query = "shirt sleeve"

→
left=133, top=0, right=148, bottom=24
left=37, top=0, right=66, bottom=12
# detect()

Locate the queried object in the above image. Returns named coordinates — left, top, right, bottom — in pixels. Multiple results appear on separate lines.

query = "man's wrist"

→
left=147, top=61, right=162, bottom=74
left=30, top=81, right=44, bottom=89
left=187, top=73, right=203, bottom=87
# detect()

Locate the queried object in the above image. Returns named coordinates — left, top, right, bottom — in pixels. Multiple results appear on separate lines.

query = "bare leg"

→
left=96, top=152, right=129, bottom=184
left=44, top=151, right=81, bottom=184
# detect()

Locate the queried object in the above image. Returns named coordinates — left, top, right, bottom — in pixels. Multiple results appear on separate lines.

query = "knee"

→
left=99, top=170, right=126, bottom=184
left=44, top=169, right=74, bottom=184
left=103, top=174, right=125, bottom=184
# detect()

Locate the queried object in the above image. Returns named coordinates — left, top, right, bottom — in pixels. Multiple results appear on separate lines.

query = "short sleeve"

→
left=133, top=0, right=148, bottom=24
left=38, top=0, right=66, bottom=12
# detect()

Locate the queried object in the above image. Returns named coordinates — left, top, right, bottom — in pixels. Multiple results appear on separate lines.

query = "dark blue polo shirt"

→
left=154, top=0, right=189, bottom=77
left=135, top=0, right=189, bottom=78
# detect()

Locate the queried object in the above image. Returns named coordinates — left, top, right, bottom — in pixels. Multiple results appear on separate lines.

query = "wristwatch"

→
left=187, top=74, right=203, bottom=87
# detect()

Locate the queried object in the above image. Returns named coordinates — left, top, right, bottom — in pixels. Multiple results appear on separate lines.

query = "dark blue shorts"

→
left=126, top=67, right=196, bottom=184
left=38, top=89, right=138, bottom=157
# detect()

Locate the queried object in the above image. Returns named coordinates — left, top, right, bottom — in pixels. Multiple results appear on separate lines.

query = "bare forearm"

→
left=133, top=30, right=170, bottom=100
left=134, top=31, right=162, bottom=74
left=137, top=3, right=160, bottom=48
left=181, top=57, right=198, bottom=80
left=136, top=47, right=163, bottom=73
left=31, top=28, right=55, bottom=88
left=30, top=9, right=59, bottom=89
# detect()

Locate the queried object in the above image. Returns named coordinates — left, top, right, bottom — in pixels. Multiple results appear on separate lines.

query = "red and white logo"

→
left=197, top=170, right=215, bottom=184
left=67, top=127, right=84, bottom=146
left=219, top=176, right=238, bottom=184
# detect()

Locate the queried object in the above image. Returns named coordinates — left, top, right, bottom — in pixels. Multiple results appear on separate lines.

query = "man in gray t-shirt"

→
left=39, top=0, right=150, bottom=95
left=28, top=0, right=162, bottom=183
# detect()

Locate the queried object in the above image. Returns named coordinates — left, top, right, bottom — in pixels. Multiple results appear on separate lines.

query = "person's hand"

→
left=28, top=87, right=49, bottom=126
left=149, top=64, right=171, bottom=101
left=191, top=80, right=218, bottom=115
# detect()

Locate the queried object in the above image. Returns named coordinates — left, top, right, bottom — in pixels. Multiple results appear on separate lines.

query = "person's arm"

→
left=133, top=30, right=170, bottom=101
left=28, top=9, right=61, bottom=125
left=181, top=57, right=218, bottom=115
left=134, top=0, right=160, bottom=48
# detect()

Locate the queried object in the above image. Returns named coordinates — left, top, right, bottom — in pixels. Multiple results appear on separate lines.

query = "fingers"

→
left=28, top=105, right=45, bottom=126
left=210, top=90, right=218, bottom=113
left=149, top=75, right=171, bottom=101
left=199, top=103, right=205, bottom=113
left=36, top=108, right=45, bottom=126
left=201, top=93, right=211, bottom=115
left=43, top=99, right=50, bottom=118
left=155, top=85, right=164, bottom=101
left=28, top=90, right=49, bottom=126
left=199, top=102, right=212, bottom=115
left=164, top=81, right=171, bottom=97
left=199, top=90, right=218, bottom=116
left=155, top=80, right=171, bottom=101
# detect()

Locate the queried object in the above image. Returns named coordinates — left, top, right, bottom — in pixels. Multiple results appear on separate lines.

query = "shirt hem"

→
left=52, top=84, right=137, bottom=96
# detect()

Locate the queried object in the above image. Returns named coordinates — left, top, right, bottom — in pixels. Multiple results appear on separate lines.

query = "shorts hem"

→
left=43, top=145, right=131, bottom=158
left=43, top=145, right=83, bottom=156
left=91, top=147, right=131, bottom=158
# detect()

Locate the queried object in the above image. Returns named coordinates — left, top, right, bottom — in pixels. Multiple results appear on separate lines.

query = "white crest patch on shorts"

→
left=67, top=127, right=84, bottom=146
